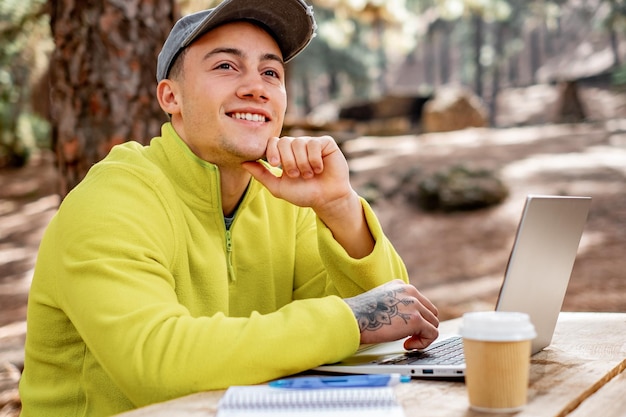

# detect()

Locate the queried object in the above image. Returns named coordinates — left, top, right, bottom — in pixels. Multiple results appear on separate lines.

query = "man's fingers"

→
left=398, top=284, right=439, bottom=328
left=276, top=137, right=300, bottom=177
left=241, top=161, right=279, bottom=193
left=291, top=138, right=315, bottom=178
left=416, top=290, right=439, bottom=318
left=305, top=140, right=324, bottom=174
left=415, top=303, right=439, bottom=329
left=265, top=136, right=280, bottom=166
left=265, top=136, right=334, bottom=178
left=414, top=295, right=439, bottom=328
left=403, top=326, right=440, bottom=350
left=272, top=137, right=327, bottom=179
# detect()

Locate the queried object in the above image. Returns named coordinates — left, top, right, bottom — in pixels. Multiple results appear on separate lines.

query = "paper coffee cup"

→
left=459, top=311, right=536, bottom=413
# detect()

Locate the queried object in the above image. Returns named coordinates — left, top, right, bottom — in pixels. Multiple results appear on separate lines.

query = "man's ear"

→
left=156, top=79, right=181, bottom=115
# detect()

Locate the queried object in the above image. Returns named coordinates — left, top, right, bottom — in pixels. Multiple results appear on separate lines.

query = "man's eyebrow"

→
left=202, top=48, right=284, bottom=66
left=203, top=47, right=243, bottom=61
left=262, top=53, right=284, bottom=66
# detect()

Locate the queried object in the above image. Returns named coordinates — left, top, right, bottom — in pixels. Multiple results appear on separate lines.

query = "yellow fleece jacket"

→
left=19, top=123, right=408, bottom=416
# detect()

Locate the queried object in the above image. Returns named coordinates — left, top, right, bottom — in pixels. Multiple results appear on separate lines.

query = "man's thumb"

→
left=241, top=160, right=280, bottom=193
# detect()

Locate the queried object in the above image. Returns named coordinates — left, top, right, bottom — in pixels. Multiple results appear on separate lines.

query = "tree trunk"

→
left=529, top=27, right=541, bottom=84
left=472, top=12, right=483, bottom=98
left=489, top=21, right=505, bottom=127
left=48, top=0, right=177, bottom=197
left=439, top=21, right=451, bottom=85
left=423, top=32, right=435, bottom=87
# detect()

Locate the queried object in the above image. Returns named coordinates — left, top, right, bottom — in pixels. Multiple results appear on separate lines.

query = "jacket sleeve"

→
left=317, top=197, right=410, bottom=297
left=50, top=164, right=361, bottom=408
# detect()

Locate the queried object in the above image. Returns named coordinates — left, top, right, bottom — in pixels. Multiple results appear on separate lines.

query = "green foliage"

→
left=0, top=0, right=50, bottom=168
left=294, top=6, right=372, bottom=99
left=612, top=64, right=626, bottom=86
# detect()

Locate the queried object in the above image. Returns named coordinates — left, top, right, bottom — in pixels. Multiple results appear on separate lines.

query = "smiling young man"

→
left=19, top=1, right=439, bottom=416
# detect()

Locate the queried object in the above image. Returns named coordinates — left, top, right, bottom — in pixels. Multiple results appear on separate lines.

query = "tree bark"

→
left=472, top=11, right=483, bottom=98
left=489, top=21, right=505, bottom=127
left=48, top=0, right=177, bottom=197
left=607, top=2, right=621, bottom=70
left=439, top=21, right=451, bottom=85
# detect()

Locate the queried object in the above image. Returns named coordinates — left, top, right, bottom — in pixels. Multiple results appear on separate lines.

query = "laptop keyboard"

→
left=377, top=336, right=465, bottom=366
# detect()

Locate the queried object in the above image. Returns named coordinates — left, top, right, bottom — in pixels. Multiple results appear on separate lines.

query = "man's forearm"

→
left=315, top=191, right=374, bottom=259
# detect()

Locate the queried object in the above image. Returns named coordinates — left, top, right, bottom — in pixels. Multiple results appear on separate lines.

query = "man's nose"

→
left=236, top=73, right=269, bottom=101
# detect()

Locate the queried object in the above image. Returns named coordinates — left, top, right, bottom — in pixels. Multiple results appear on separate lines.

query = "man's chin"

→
left=242, top=153, right=266, bottom=163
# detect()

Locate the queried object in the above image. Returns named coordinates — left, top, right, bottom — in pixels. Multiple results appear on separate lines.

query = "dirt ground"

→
left=1, top=119, right=625, bottom=415
left=344, top=122, right=626, bottom=319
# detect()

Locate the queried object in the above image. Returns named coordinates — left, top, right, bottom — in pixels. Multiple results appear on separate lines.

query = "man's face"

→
left=165, top=21, right=287, bottom=166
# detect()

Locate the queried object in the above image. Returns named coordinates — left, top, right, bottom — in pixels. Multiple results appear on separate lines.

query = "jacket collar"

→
left=148, top=122, right=260, bottom=213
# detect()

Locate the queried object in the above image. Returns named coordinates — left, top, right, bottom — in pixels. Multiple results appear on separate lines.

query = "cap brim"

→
left=183, top=0, right=316, bottom=63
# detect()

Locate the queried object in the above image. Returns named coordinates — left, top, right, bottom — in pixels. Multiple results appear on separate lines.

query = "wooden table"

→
left=116, top=312, right=626, bottom=417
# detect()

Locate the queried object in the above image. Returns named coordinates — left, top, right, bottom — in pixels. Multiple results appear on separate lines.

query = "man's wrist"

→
left=315, top=192, right=375, bottom=259
left=314, top=191, right=362, bottom=229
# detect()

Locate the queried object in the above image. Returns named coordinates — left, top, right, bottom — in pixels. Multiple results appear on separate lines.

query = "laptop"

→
left=314, top=194, right=592, bottom=378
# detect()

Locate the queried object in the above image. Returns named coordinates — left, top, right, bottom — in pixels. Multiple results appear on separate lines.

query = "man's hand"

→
left=242, top=135, right=375, bottom=259
left=344, top=280, right=440, bottom=350
left=241, top=135, right=351, bottom=211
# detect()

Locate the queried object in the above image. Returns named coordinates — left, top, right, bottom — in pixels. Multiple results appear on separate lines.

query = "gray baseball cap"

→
left=156, top=0, right=317, bottom=82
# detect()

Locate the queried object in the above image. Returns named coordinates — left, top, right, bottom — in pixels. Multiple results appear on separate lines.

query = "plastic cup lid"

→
left=459, top=311, right=537, bottom=341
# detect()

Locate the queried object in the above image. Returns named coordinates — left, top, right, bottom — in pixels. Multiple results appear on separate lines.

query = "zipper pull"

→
left=225, top=230, right=236, bottom=282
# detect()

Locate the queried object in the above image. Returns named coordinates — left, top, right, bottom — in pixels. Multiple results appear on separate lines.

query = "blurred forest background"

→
left=1, top=0, right=626, bottom=415
left=2, top=0, right=626, bottom=179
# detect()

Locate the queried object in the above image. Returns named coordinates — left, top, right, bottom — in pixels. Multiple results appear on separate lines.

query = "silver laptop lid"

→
left=313, top=195, right=591, bottom=378
left=496, top=195, right=591, bottom=354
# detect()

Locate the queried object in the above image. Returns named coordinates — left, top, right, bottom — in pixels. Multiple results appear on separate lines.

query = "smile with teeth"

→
left=231, top=112, right=267, bottom=122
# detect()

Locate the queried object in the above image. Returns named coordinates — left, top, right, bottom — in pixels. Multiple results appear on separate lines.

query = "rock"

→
left=339, top=94, right=430, bottom=123
left=337, top=94, right=431, bottom=135
left=422, top=86, right=489, bottom=133
left=555, top=81, right=586, bottom=123
left=416, top=165, right=508, bottom=211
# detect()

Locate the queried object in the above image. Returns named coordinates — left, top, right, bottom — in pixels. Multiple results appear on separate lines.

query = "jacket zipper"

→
left=225, top=228, right=236, bottom=282
left=221, top=177, right=250, bottom=283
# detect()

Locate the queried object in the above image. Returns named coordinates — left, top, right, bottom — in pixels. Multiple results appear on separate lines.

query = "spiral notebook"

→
left=216, top=385, right=405, bottom=417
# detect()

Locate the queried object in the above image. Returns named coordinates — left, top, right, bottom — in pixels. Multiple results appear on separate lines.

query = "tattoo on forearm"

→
left=347, top=288, right=414, bottom=332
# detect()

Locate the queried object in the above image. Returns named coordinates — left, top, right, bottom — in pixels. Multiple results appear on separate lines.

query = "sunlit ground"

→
left=345, top=121, right=626, bottom=318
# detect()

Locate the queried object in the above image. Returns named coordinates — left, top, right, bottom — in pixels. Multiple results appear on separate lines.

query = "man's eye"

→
left=264, top=70, right=279, bottom=78
left=217, top=63, right=232, bottom=70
